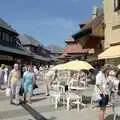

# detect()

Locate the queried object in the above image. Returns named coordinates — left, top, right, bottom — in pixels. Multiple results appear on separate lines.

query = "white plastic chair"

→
left=66, top=92, right=86, bottom=111
left=49, top=85, right=65, bottom=109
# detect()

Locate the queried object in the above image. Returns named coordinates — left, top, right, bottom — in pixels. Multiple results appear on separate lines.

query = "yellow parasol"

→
left=63, top=60, right=93, bottom=71
left=51, top=64, right=66, bottom=70
left=117, top=64, right=120, bottom=69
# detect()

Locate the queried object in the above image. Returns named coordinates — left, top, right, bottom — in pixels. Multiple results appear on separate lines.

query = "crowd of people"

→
left=0, top=63, right=120, bottom=120
left=0, top=63, right=48, bottom=105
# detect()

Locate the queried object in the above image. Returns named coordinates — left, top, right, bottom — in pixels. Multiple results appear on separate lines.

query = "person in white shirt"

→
left=95, top=65, right=110, bottom=120
left=4, top=66, right=8, bottom=84
left=44, top=69, right=55, bottom=96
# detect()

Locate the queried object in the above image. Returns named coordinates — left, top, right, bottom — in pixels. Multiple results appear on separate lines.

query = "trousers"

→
left=10, top=81, right=20, bottom=104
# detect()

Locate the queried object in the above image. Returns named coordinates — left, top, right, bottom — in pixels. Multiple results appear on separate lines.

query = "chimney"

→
left=92, top=6, right=98, bottom=19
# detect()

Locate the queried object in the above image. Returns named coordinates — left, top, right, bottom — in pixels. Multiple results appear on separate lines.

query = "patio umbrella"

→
left=63, top=60, right=93, bottom=71
left=51, top=64, right=66, bottom=70
left=117, top=64, right=120, bottom=69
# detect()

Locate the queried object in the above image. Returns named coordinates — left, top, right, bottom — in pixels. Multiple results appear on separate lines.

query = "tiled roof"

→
left=63, top=44, right=89, bottom=54
left=0, top=18, right=17, bottom=33
left=18, top=33, right=40, bottom=46
left=0, top=44, right=31, bottom=56
left=80, top=17, right=92, bottom=25
left=57, top=53, right=67, bottom=59
left=72, top=9, right=104, bottom=39
left=46, top=45, right=63, bottom=53
left=81, top=8, right=103, bottom=25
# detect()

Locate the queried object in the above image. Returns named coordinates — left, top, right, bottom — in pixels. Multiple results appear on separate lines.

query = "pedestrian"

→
left=95, top=65, right=110, bottom=120
left=111, top=79, right=120, bottom=119
left=0, top=64, right=5, bottom=89
left=8, top=63, right=21, bottom=105
left=4, top=65, right=8, bottom=84
left=107, top=70, right=118, bottom=100
left=23, top=65, right=35, bottom=104
left=44, top=69, right=55, bottom=96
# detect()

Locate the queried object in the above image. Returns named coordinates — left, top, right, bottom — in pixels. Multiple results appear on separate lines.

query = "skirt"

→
left=99, top=94, right=109, bottom=107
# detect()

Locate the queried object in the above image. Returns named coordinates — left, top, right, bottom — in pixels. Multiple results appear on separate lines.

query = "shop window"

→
left=114, top=0, right=120, bottom=11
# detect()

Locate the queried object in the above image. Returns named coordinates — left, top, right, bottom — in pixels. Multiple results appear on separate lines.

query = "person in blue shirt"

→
left=23, top=65, right=35, bottom=104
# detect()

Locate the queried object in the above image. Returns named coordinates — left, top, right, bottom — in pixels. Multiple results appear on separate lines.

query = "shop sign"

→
left=0, top=55, right=13, bottom=61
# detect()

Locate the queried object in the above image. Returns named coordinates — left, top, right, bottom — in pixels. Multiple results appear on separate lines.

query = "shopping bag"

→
left=5, top=88, right=11, bottom=96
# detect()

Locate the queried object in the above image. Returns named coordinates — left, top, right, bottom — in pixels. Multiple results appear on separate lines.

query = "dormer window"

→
left=114, top=0, right=120, bottom=11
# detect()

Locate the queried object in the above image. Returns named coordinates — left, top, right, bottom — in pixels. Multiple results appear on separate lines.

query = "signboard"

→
left=0, top=55, right=13, bottom=61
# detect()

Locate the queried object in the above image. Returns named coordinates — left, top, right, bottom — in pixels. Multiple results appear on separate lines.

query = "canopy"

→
left=98, top=45, right=120, bottom=59
left=63, top=60, right=93, bottom=71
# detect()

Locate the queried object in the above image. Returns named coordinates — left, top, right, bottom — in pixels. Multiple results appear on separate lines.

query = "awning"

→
left=72, top=28, right=92, bottom=39
left=0, top=45, right=31, bottom=56
left=98, top=45, right=120, bottom=59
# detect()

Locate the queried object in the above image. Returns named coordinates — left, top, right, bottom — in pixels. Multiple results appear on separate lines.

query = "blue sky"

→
left=0, top=0, right=102, bottom=46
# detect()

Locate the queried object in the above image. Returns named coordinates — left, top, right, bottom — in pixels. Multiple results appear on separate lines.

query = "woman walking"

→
left=8, top=63, right=21, bottom=105
left=23, top=65, right=35, bottom=103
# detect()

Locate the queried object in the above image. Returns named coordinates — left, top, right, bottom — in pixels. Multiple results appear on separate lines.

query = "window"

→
left=114, top=0, right=120, bottom=11
left=2, top=32, right=6, bottom=40
left=5, top=33, right=9, bottom=42
left=0, top=31, right=1, bottom=40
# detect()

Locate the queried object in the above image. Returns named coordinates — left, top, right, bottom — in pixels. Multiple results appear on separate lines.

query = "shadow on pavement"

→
left=105, top=114, right=120, bottom=120
left=31, top=97, right=47, bottom=103
left=21, top=103, right=56, bottom=120
left=32, top=92, right=46, bottom=96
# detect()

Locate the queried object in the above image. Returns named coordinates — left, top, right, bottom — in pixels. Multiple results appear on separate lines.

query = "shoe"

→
left=14, top=99, right=20, bottom=106
left=28, top=100, right=32, bottom=104
left=10, top=100, right=16, bottom=105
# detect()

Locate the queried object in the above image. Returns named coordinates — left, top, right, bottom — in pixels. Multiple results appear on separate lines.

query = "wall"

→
left=104, top=0, right=120, bottom=48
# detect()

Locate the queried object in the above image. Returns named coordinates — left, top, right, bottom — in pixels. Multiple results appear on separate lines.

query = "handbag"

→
left=33, top=84, right=38, bottom=90
left=5, top=88, right=11, bottom=96
left=19, top=86, right=24, bottom=96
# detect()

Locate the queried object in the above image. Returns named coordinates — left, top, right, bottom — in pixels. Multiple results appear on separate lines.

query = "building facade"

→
left=0, top=18, right=54, bottom=67
left=98, top=0, right=120, bottom=64
left=0, top=18, right=30, bottom=65
left=18, top=33, right=54, bottom=66
left=72, top=7, right=104, bottom=66
left=59, top=39, right=91, bottom=62
left=104, top=0, right=120, bottom=48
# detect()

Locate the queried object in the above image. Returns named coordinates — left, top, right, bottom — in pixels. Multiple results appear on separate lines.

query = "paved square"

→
left=0, top=85, right=115, bottom=120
